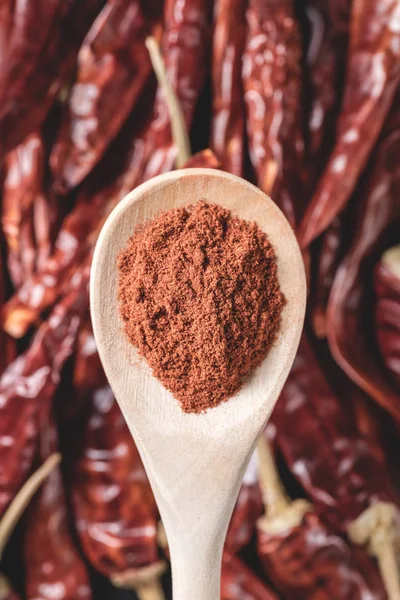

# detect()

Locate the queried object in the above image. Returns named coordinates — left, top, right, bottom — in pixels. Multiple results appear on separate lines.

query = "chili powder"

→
left=117, top=201, right=283, bottom=413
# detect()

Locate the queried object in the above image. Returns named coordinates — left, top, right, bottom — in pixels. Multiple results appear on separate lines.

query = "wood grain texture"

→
left=90, top=168, right=306, bottom=600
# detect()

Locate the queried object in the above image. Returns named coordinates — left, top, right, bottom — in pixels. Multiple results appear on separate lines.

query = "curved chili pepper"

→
left=311, top=217, right=342, bottom=338
left=50, top=0, right=152, bottom=194
left=225, top=452, right=263, bottom=555
left=242, top=0, right=305, bottom=230
left=271, top=335, right=398, bottom=533
left=305, top=0, right=349, bottom=188
left=298, top=0, right=400, bottom=247
left=181, top=149, right=220, bottom=170
left=256, top=436, right=387, bottom=599
left=2, top=132, right=44, bottom=287
left=25, top=427, right=93, bottom=600
left=221, top=553, right=278, bottom=600
left=1, top=88, right=156, bottom=339
left=210, top=0, right=247, bottom=177
left=0, top=0, right=100, bottom=158
left=326, top=104, right=400, bottom=422
left=374, top=246, right=400, bottom=390
left=70, top=340, right=161, bottom=586
left=140, top=0, right=212, bottom=181
left=0, top=265, right=88, bottom=518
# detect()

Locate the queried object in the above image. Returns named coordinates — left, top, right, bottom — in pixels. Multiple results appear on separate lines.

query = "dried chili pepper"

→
left=140, top=0, right=212, bottom=181
left=221, top=553, right=278, bottom=600
left=0, top=265, right=88, bottom=517
left=180, top=149, right=220, bottom=170
left=311, top=217, right=342, bottom=338
left=225, top=452, right=263, bottom=555
left=25, top=420, right=92, bottom=600
left=0, top=0, right=100, bottom=158
left=374, top=246, right=400, bottom=390
left=272, top=335, right=398, bottom=533
left=256, top=436, right=387, bottom=600
left=70, top=343, right=165, bottom=598
left=0, top=576, right=20, bottom=600
left=242, top=0, right=305, bottom=230
left=210, top=0, right=247, bottom=176
left=2, top=132, right=44, bottom=287
left=326, top=104, right=400, bottom=422
left=50, top=0, right=152, bottom=193
left=299, top=0, right=400, bottom=247
left=304, top=0, right=350, bottom=187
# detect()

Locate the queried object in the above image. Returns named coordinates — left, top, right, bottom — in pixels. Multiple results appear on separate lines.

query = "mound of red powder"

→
left=117, top=201, right=283, bottom=413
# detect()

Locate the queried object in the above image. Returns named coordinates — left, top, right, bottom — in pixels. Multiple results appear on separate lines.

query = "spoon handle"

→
left=170, top=541, right=222, bottom=600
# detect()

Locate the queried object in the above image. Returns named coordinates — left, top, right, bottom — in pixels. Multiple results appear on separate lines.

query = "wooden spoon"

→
left=90, top=168, right=306, bottom=600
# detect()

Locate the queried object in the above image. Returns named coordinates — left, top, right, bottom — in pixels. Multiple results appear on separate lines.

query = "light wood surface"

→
left=90, top=168, right=306, bottom=600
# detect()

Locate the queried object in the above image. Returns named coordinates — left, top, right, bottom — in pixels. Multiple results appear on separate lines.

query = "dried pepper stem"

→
left=145, top=36, right=191, bottom=167
left=0, top=453, right=61, bottom=558
left=382, top=245, right=400, bottom=279
left=111, top=562, right=166, bottom=600
left=348, top=502, right=400, bottom=600
left=256, top=437, right=311, bottom=532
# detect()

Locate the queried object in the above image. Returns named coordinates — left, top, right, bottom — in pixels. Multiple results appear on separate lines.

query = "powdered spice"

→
left=117, top=201, right=283, bottom=413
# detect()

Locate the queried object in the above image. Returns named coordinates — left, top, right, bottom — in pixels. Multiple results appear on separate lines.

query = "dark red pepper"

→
left=221, top=553, right=278, bottom=600
left=242, top=0, right=305, bottom=230
left=0, top=265, right=88, bottom=517
left=24, top=421, right=93, bottom=600
left=299, top=0, right=400, bottom=247
left=256, top=435, right=387, bottom=599
left=50, top=0, right=153, bottom=193
left=326, top=102, right=400, bottom=422
left=271, top=335, right=398, bottom=532
left=0, top=0, right=101, bottom=158
left=374, top=246, right=400, bottom=390
left=210, top=0, right=247, bottom=176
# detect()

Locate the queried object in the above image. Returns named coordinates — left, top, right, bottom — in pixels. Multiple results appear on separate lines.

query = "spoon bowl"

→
left=90, top=168, right=306, bottom=600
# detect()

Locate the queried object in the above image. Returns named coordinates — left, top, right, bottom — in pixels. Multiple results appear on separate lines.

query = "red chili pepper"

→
left=50, top=0, right=152, bottom=194
left=140, top=0, right=212, bottom=181
left=374, top=246, right=400, bottom=390
left=221, top=553, right=278, bottom=600
left=225, top=452, right=263, bottom=555
left=2, top=132, right=44, bottom=287
left=181, top=149, right=220, bottom=169
left=298, top=0, right=400, bottom=247
left=0, top=0, right=101, bottom=158
left=0, top=265, right=88, bottom=517
left=69, top=341, right=162, bottom=593
left=1, top=88, right=156, bottom=340
left=271, top=335, right=398, bottom=533
left=24, top=422, right=92, bottom=600
left=310, top=217, right=342, bottom=338
left=210, top=0, right=247, bottom=176
left=326, top=102, right=400, bottom=422
left=242, top=0, right=305, bottom=230
left=256, top=436, right=387, bottom=600
left=305, top=0, right=349, bottom=188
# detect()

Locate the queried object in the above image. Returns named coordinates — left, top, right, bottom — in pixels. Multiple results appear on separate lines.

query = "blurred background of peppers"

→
left=0, top=0, right=399, bottom=599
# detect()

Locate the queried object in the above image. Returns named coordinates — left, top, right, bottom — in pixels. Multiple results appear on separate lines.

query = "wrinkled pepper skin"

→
left=50, top=0, right=152, bottom=193
left=326, top=102, right=400, bottom=422
left=211, top=0, right=247, bottom=176
left=221, top=554, right=278, bottom=600
left=243, top=0, right=305, bottom=230
left=374, top=249, right=400, bottom=390
left=0, top=0, right=100, bottom=159
left=0, top=266, right=88, bottom=517
left=271, top=335, right=398, bottom=532
left=257, top=510, right=386, bottom=599
left=299, top=0, right=400, bottom=246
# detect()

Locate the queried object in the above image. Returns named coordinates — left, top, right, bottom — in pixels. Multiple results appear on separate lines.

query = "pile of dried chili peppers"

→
left=0, top=0, right=399, bottom=598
